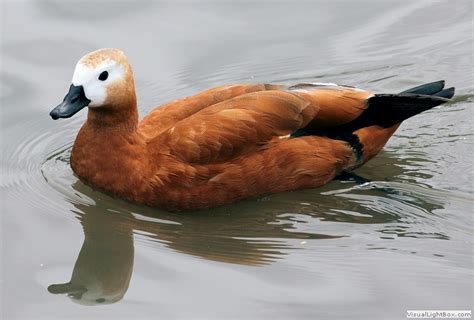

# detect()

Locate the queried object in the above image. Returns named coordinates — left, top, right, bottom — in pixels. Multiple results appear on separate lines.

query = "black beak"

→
left=50, top=84, right=91, bottom=120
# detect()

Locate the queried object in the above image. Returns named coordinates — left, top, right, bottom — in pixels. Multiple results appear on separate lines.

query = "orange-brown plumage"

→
left=50, top=49, right=454, bottom=211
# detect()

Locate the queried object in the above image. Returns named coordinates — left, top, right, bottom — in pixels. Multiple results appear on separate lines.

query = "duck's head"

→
left=50, top=48, right=136, bottom=120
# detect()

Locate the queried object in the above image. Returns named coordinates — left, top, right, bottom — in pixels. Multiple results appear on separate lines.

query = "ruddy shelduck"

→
left=49, top=48, right=454, bottom=211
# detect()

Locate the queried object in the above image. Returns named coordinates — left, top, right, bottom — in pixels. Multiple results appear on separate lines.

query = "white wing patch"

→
left=310, top=82, right=339, bottom=86
left=287, top=82, right=368, bottom=93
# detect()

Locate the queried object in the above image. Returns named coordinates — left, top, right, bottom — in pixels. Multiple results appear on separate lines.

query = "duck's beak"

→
left=50, top=84, right=91, bottom=120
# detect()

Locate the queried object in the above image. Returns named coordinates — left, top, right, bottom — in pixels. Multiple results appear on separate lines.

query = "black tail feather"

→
left=401, top=80, right=455, bottom=99
left=401, top=80, right=445, bottom=95
left=364, top=93, right=450, bottom=127
left=433, top=87, right=455, bottom=99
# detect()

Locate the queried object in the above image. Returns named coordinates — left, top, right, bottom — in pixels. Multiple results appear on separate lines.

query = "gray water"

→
left=1, top=1, right=473, bottom=319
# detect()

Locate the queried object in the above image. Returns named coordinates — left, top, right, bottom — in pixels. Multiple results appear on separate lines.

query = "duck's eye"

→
left=98, top=71, right=108, bottom=81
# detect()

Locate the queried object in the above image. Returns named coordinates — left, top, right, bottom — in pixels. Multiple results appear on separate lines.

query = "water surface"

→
left=1, top=1, right=473, bottom=319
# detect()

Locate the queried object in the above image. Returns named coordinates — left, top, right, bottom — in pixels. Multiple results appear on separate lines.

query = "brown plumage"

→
left=49, top=48, right=454, bottom=211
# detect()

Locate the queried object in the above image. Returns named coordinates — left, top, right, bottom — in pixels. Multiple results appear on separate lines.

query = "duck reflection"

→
left=47, top=149, right=445, bottom=305
left=48, top=202, right=134, bottom=305
left=47, top=180, right=337, bottom=305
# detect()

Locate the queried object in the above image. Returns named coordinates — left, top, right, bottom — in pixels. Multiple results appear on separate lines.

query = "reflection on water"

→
left=48, top=202, right=134, bottom=305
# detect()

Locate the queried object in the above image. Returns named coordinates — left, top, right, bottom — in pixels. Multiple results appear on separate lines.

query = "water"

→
left=1, top=1, right=473, bottom=319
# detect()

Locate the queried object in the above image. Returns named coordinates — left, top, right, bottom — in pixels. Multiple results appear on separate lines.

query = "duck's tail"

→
left=345, top=80, right=454, bottom=168
left=288, top=80, right=454, bottom=169
left=361, top=81, right=454, bottom=127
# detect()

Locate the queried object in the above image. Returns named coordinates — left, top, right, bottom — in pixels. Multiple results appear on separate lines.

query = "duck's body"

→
left=50, top=49, right=454, bottom=211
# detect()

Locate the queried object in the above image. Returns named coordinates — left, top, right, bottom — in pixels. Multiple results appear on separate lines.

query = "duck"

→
left=49, top=48, right=455, bottom=211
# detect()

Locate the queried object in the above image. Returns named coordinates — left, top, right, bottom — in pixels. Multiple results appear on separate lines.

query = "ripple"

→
left=323, top=181, right=473, bottom=240
left=2, top=116, right=84, bottom=218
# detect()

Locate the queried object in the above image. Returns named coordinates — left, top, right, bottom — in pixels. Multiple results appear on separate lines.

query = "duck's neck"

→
left=86, top=100, right=139, bottom=132
left=71, top=99, right=153, bottom=202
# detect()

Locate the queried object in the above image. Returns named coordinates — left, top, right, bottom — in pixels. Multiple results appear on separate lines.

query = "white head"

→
left=72, top=56, right=125, bottom=107
left=50, top=48, right=136, bottom=120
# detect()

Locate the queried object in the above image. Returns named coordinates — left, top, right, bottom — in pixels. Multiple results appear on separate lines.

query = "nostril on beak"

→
left=70, top=96, right=79, bottom=104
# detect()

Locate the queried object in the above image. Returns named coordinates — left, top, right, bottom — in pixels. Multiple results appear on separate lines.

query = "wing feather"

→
left=152, top=90, right=318, bottom=163
left=138, top=84, right=283, bottom=139
left=286, top=84, right=372, bottom=128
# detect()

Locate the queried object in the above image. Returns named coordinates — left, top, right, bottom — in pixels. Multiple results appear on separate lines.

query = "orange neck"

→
left=86, top=98, right=138, bottom=132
